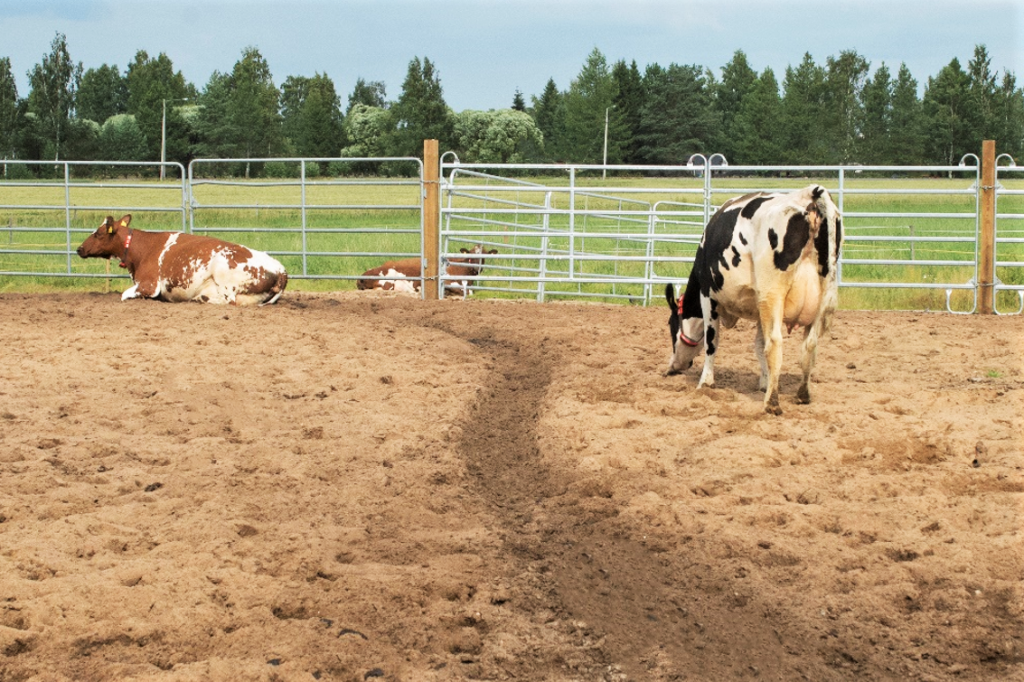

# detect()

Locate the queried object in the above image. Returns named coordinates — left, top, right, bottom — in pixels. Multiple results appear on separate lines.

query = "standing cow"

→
left=665, top=185, right=843, bottom=414
left=76, top=215, right=288, bottom=306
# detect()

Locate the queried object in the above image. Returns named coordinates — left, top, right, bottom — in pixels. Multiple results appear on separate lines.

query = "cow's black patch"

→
left=681, top=263, right=703, bottom=321
left=738, top=233, right=748, bottom=246
left=665, top=283, right=680, bottom=350
left=835, top=217, right=843, bottom=258
left=711, top=267, right=725, bottom=292
left=710, top=298, right=719, bottom=320
left=731, top=246, right=742, bottom=267
left=773, top=213, right=811, bottom=271
left=699, top=208, right=740, bottom=296
left=740, top=196, right=772, bottom=220
left=814, top=214, right=830, bottom=276
left=706, top=325, right=716, bottom=356
left=767, top=228, right=778, bottom=249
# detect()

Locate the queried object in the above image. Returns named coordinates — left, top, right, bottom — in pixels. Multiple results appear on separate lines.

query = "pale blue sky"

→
left=1, top=0, right=1021, bottom=111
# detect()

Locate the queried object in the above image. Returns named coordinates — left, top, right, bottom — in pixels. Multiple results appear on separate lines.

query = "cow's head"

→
left=449, top=244, right=498, bottom=277
left=77, top=214, right=131, bottom=259
left=664, top=283, right=704, bottom=376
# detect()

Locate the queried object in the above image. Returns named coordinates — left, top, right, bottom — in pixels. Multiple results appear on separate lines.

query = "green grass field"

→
left=2, top=172, right=1022, bottom=311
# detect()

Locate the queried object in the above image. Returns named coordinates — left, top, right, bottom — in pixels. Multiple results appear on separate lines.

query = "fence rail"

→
left=1, top=145, right=1020, bottom=314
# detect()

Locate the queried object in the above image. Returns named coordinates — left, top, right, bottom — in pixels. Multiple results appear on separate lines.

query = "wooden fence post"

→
left=423, top=139, right=440, bottom=300
left=978, top=139, right=996, bottom=314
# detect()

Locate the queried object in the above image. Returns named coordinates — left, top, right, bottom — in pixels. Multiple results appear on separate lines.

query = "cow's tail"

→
left=261, top=271, right=288, bottom=306
left=811, top=185, right=842, bottom=332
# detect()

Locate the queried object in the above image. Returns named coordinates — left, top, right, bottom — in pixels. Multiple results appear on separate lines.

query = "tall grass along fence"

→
left=1, top=142, right=1021, bottom=313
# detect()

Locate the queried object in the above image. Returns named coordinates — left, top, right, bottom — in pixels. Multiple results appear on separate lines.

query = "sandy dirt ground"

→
left=0, top=291, right=1021, bottom=682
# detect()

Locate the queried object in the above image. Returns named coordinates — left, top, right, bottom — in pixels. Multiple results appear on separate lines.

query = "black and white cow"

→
left=665, top=184, right=843, bottom=415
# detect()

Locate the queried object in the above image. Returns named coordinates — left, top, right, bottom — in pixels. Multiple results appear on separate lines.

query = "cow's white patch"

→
left=377, top=268, right=418, bottom=293
left=121, top=283, right=139, bottom=301
left=157, top=233, right=179, bottom=269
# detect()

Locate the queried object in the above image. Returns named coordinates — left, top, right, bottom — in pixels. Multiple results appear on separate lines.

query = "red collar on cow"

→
left=679, top=331, right=699, bottom=347
left=119, top=229, right=133, bottom=268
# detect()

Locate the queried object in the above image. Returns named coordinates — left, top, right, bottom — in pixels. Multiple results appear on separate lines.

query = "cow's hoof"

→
left=764, top=393, right=782, bottom=415
left=796, top=386, right=811, bottom=404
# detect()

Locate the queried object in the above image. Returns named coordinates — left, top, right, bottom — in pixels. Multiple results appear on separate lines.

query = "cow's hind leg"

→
left=795, top=325, right=815, bottom=404
left=753, top=323, right=768, bottom=392
left=796, top=310, right=829, bottom=404
left=758, top=295, right=785, bottom=415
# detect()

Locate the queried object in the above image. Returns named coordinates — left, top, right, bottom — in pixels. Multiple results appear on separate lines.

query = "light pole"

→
left=161, top=98, right=189, bottom=180
left=602, top=105, right=615, bottom=180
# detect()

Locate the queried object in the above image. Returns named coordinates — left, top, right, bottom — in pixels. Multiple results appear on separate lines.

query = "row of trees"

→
left=538, top=46, right=1024, bottom=168
left=1, top=33, right=1021, bottom=178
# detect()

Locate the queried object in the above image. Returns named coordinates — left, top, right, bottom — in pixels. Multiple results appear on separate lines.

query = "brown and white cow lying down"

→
left=77, top=215, right=288, bottom=306
left=665, top=185, right=843, bottom=415
left=357, top=244, right=498, bottom=298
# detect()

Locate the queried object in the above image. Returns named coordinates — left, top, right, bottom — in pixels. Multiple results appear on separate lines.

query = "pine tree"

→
left=966, top=44, right=998, bottom=150
left=714, top=51, right=758, bottom=162
left=635, top=62, right=717, bottom=165
left=512, top=88, right=526, bottom=112
left=732, top=68, right=783, bottom=164
left=531, top=78, right=565, bottom=161
left=923, top=58, right=971, bottom=165
left=780, top=53, right=828, bottom=164
left=301, top=73, right=345, bottom=160
left=387, top=56, right=453, bottom=157
left=0, top=57, right=18, bottom=163
left=859, top=64, right=892, bottom=164
left=612, top=60, right=644, bottom=164
left=562, top=48, right=624, bottom=165
left=280, top=75, right=311, bottom=149
left=231, top=47, right=283, bottom=173
left=889, top=64, right=925, bottom=165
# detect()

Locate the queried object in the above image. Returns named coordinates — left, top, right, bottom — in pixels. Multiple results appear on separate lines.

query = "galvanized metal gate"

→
left=438, top=156, right=1017, bottom=313
left=1, top=147, right=1020, bottom=315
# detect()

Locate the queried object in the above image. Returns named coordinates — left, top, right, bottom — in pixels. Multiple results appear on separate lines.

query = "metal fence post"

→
left=423, top=140, right=440, bottom=300
left=979, top=140, right=996, bottom=314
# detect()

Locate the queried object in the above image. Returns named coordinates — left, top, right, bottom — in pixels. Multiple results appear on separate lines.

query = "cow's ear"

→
left=460, top=248, right=469, bottom=254
left=487, top=249, right=498, bottom=255
left=101, top=216, right=114, bottom=234
left=118, top=214, right=132, bottom=228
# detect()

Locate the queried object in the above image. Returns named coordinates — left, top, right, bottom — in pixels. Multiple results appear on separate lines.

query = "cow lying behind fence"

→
left=665, top=184, right=843, bottom=415
left=357, top=245, right=498, bottom=298
left=76, top=215, right=288, bottom=306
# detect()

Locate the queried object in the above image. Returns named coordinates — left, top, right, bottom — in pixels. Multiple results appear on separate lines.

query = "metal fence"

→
left=1, top=153, right=1021, bottom=314
left=0, top=160, right=187, bottom=280
left=439, top=158, right=1014, bottom=313
left=187, top=157, right=424, bottom=288
left=996, top=163, right=1024, bottom=314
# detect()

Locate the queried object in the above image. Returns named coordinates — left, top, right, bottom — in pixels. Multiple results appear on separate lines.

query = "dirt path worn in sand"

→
left=0, top=292, right=1021, bottom=681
